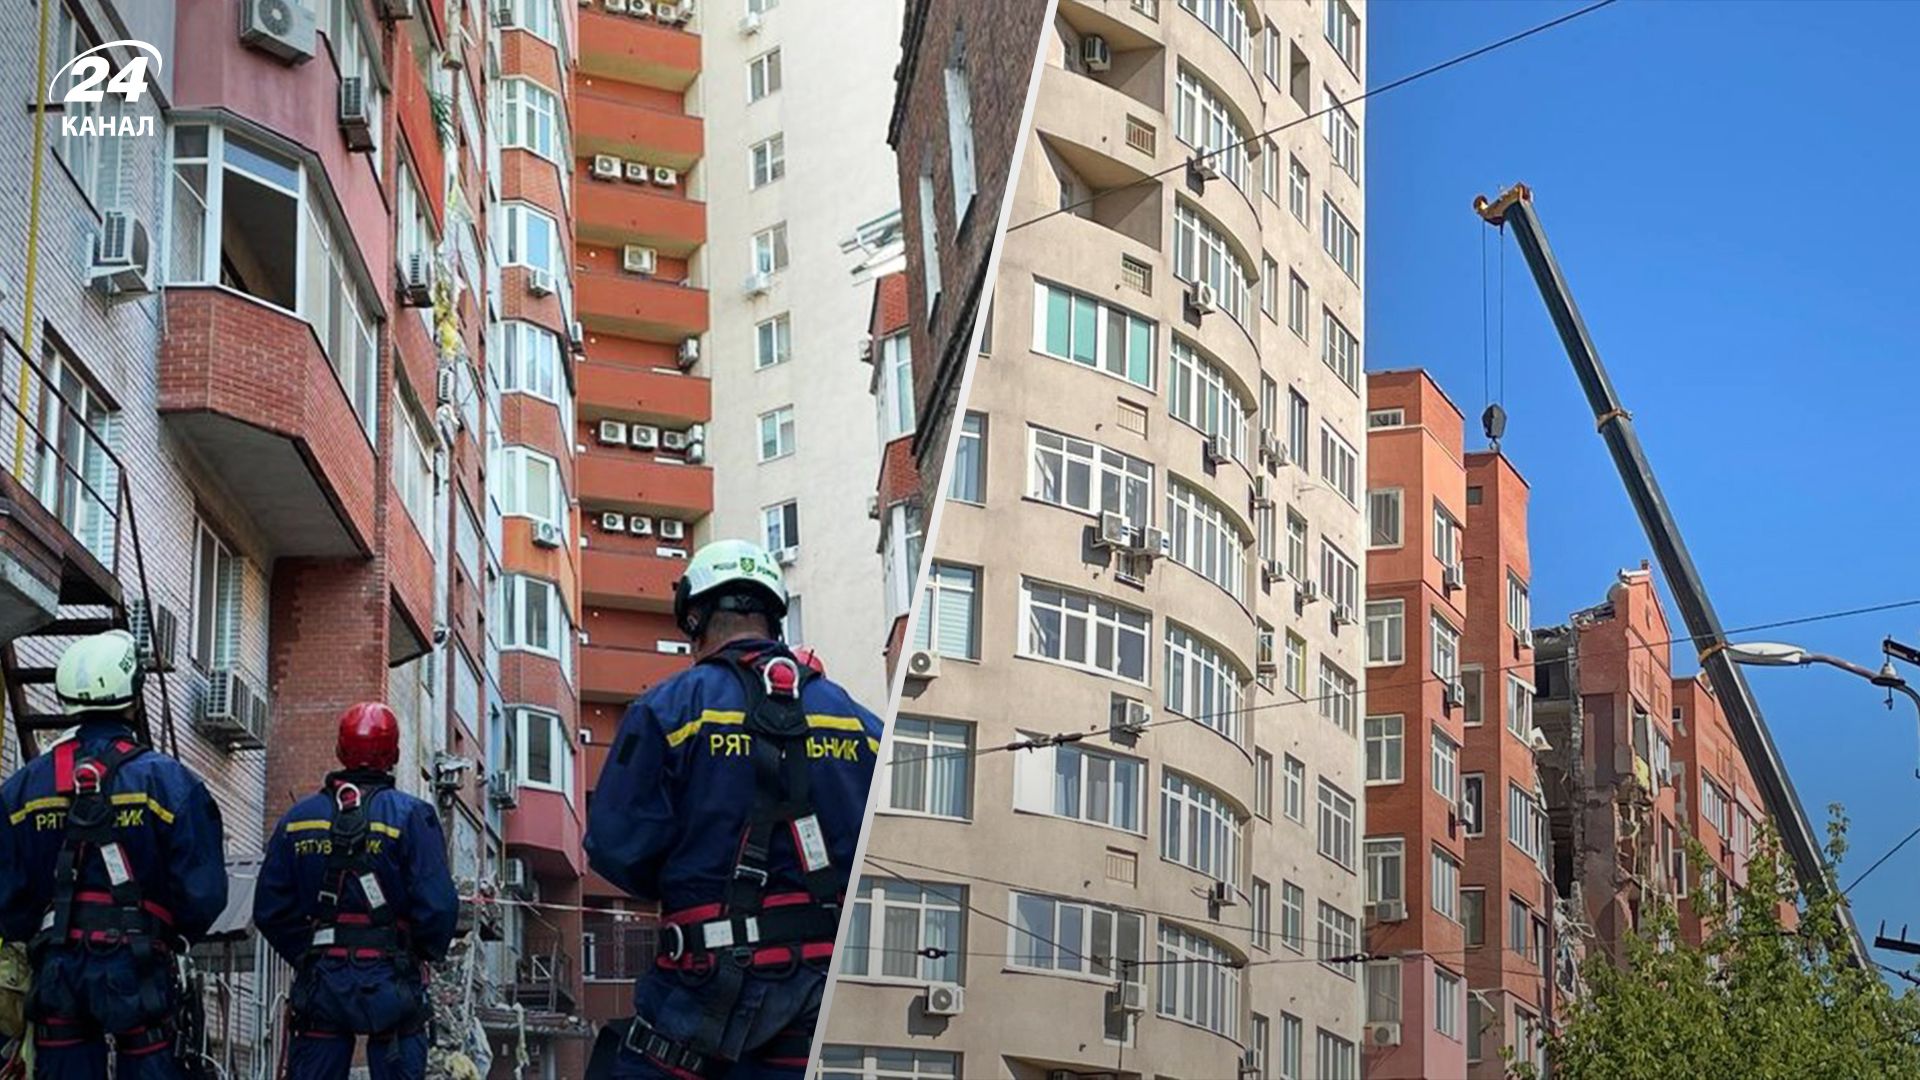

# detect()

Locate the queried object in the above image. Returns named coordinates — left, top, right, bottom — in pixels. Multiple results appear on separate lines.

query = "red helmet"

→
left=337, top=702, right=400, bottom=771
left=791, top=646, right=825, bottom=676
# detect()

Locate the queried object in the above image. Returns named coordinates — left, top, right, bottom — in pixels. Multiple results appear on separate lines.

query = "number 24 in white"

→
left=65, top=54, right=150, bottom=104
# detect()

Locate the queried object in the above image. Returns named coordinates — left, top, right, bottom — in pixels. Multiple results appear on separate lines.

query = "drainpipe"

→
left=11, top=0, right=55, bottom=479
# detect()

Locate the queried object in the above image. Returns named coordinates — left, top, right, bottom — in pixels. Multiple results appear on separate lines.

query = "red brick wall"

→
left=265, top=557, right=389, bottom=823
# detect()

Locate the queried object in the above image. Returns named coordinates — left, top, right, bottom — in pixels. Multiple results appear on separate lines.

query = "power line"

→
left=1009, top=0, right=1622, bottom=234
left=1846, top=824, right=1920, bottom=896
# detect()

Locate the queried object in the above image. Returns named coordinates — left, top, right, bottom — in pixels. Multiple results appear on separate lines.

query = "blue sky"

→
left=1368, top=0, right=1920, bottom=962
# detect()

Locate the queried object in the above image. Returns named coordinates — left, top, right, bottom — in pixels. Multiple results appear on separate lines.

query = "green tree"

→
left=1532, top=806, right=1920, bottom=1080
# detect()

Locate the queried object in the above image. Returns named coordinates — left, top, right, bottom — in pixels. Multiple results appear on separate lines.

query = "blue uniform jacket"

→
left=254, top=779, right=460, bottom=966
left=585, top=640, right=884, bottom=915
left=0, top=720, right=228, bottom=944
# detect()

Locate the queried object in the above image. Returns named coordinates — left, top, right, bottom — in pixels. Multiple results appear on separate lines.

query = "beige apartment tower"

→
left=825, top=1, right=1371, bottom=1078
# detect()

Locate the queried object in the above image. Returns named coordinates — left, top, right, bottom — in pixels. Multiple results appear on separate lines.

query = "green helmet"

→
left=672, top=539, right=788, bottom=638
left=55, top=629, right=143, bottom=715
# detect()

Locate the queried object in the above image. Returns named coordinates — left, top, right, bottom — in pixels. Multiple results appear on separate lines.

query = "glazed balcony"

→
left=576, top=94, right=702, bottom=172
left=578, top=361, right=709, bottom=426
left=157, top=289, right=375, bottom=557
left=577, top=267, right=709, bottom=341
left=580, top=546, right=682, bottom=614
left=578, top=8, right=700, bottom=91
left=580, top=641, right=691, bottom=704
left=576, top=446, right=712, bottom=517
left=576, top=174, right=705, bottom=258
left=505, top=785, right=585, bottom=878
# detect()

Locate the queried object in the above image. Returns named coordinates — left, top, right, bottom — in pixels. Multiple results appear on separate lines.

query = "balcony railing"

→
left=513, top=941, right=578, bottom=1014
left=0, top=334, right=128, bottom=576
left=584, top=919, right=660, bottom=983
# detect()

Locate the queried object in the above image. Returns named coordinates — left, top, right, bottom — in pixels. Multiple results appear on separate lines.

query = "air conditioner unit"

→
left=1443, top=563, right=1466, bottom=591
left=1111, top=697, right=1149, bottom=739
left=569, top=320, right=586, bottom=354
left=629, top=515, right=654, bottom=536
left=1190, top=154, right=1221, bottom=183
left=1332, top=602, right=1355, bottom=627
left=906, top=649, right=941, bottom=681
left=241, top=0, right=317, bottom=63
left=597, top=420, right=629, bottom=445
left=738, top=11, right=762, bottom=33
left=592, top=154, right=622, bottom=180
left=623, top=245, right=658, bottom=274
left=599, top=511, right=627, bottom=532
left=743, top=271, right=773, bottom=297
left=1262, top=432, right=1289, bottom=467
left=1297, top=577, right=1321, bottom=604
left=375, top=0, right=414, bottom=21
left=630, top=425, right=660, bottom=450
left=493, top=0, right=516, bottom=26
left=127, top=599, right=178, bottom=673
left=1256, top=631, right=1277, bottom=675
left=1203, top=434, right=1230, bottom=466
left=1095, top=511, right=1132, bottom=549
left=1188, top=281, right=1218, bottom=316
left=1115, top=980, right=1146, bottom=1013
left=400, top=251, right=434, bottom=307
left=658, top=546, right=688, bottom=560
left=1261, top=559, right=1284, bottom=586
left=442, top=25, right=465, bottom=69
left=1208, top=880, right=1237, bottom=907
left=604, top=0, right=630, bottom=11
left=625, top=0, right=650, bottom=15
left=1251, top=474, right=1273, bottom=508
left=677, top=338, right=700, bottom=369
left=486, top=768, right=519, bottom=807
left=658, top=640, right=693, bottom=656
left=532, top=521, right=562, bottom=548
left=1366, top=1021, right=1402, bottom=1047
left=526, top=269, right=555, bottom=297
left=858, top=336, right=875, bottom=362
left=661, top=429, right=688, bottom=451
left=339, top=76, right=375, bottom=152
left=90, top=210, right=152, bottom=295
left=503, top=856, right=530, bottom=894
left=659, top=0, right=690, bottom=24
left=199, top=668, right=267, bottom=750
left=624, top=160, right=650, bottom=183
left=1371, top=899, right=1407, bottom=923
left=1138, top=525, right=1170, bottom=560
left=923, top=983, right=964, bottom=1017
left=684, top=439, right=706, bottom=466
left=435, top=366, right=458, bottom=406
left=658, top=519, right=686, bottom=541
left=1517, top=627, right=1535, bottom=649
left=652, top=166, right=679, bottom=187
left=1082, top=34, right=1112, bottom=72
left=866, top=494, right=881, bottom=520
left=773, top=546, right=798, bottom=567
left=1443, top=678, right=1466, bottom=710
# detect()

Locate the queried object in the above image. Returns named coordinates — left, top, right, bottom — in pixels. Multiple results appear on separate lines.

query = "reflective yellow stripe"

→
left=867, top=738, right=881, bottom=755
left=370, top=822, right=401, bottom=839
left=285, top=820, right=332, bottom=834
left=9, top=793, right=173, bottom=825
left=664, top=710, right=746, bottom=748
left=110, top=793, right=175, bottom=825
left=8, top=796, right=69, bottom=825
left=806, top=715, right=867, bottom=735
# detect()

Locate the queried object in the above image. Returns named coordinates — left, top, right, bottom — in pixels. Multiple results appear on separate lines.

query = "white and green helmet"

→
left=55, top=629, right=144, bottom=714
left=673, top=539, right=788, bottom=637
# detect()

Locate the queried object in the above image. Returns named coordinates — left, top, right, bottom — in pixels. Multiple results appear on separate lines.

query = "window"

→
left=1319, top=659, right=1357, bottom=736
left=1013, top=738, right=1145, bottom=832
left=53, top=5, right=125, bottom=208
left=913, top=563, right=979, bottom=659
left=1322, top=196, right=1360, bottom=281
left=1028, top=427, right=1153, bottom=528
left=1319, top=423, right=1357, bottom=503
left=1031, top=280, right=1156, bottom=389
left=758, top=405, right=796, bottom=461
left=1325, top=0, right=1362, bottom=72
left=1364, top=838, right=1404, bottom=906
left=504, top=0, right=559, bottom=39
left=1288, top=156, right=1309, bottom=223
left=1282, top=755, right=1306, bottom=823
left=1174, top=68, right=1252, bottom=193
left=1250, top=1013, right=1271, bottom=1079
left=1462, top=887, right=1486, bottom=947
left=1366, top=960, right=1401, bottom=1023
left=1262, top=138, right=1281, bottom=202
left=1369, top=489, right=1403, bottom=548
left=1161, top=771, right=1243, bottom=882
left=843, top=878, right=964, bottom=984
left=755, top=314, right=792, bottom=370
left=917, top=172, right=941, bottom=312
left=495, top=321, right=568, bottom=406
left=1178, top=0, right=1253, bottom=67
left=33, top=346, right=119, bottom=561
left=1009, top=894, right=1146, bottom=1001
left=1165, top=624, right=1248, bottom=745
left=1509, top=783, right=1548, bottom=865
left=817, top=1047, right=957, bottom=1080
left=746, top=0, right=778, bottom=12
left=1432, top=848, right=1459, bottom=921
left=1248, top=750, right=1273, bottom=821
left=886, top=717, right=971, bottom=819
left=1261, top=256, right=1279, bottom=319
left=747, top=47, right=783, bottom=101
left=1322, top=309, right=1359, bottom=390
left=1321, top=85, right=1359, bottom=180
left=1166, top=477, right=1251, bottom=602
left=500, top=575, right=569, bottom=665
left=391, top=399, right=435, bottom=538
left=504, top=202, right=562, bottom=275
left=1286, top=272, right=1310, bottom=339
left=1168, top=339, right=1250, bottom=463
left=1507, top=676, right=1535, bottom=739
left=1435, top=968, right=1462, bottom=1039
left=1287, top=391, right=1311, bottom=471
left=1320, top=540, right=1359, bottom=612
left=1508, top=895, right=1531, bottom=955
left=1280, top=882, right=1305, bottom=953
left=1366, top=600, right=1404, bottom=665
left=1285, top=509, right=1309, bottom=582
left=1317, top=903, right=1358, bottom=977
left=750, top=134, right=786, bottom=188
left=1157, top=923, right=1241, bottom=1038
left=876, top=332, right=914, bottom=438
left=881, top=503, right=925, bottom=622
left=1251, top=879, right=1272, bottom=951
left=1508, top=572, right=1531, bottom=632
left=1365, top=715, right=1403, bottom=784
left=948, top=412, right=986, bottom=503
left=1316, top=780, right=1356, bottom=869
left=1432, top=730, right=1460, bottom=802
left=1021, top=580, right=1149, bottom=682
left=1369, top=408, right=1406, bottom=429
left=1701, top=774, right=1730, bottom=834
left=1462, top=774, right=1485, bottom=836
left=945, top=56, right=978, bottom=216
left=513, top=706, right=574, bottom=799
left=1434, top=503, right=1461, bottom=572
left=191, top=521, right=241, bottom=669
left=500, top=78, right=562, bottom=161
left=1262, top=19, right=1282, bottom=85
left=1174, top=201, right=1253, bottom=325
left=1432, top=613, right=1461, bottom=681
left=497, top=447, right=566, bottom=530
left=1284, top=630, right=1307, bottom=696
left=1462, top=667, right=1485, bottom=725
left=762, top=500, right=800, bottom=551
left=752, top=222, right=790, bottom=273
left=1280, top=1014, right=1305, bottom=1079
left=1317, top=1031, right=1358, bottom=1080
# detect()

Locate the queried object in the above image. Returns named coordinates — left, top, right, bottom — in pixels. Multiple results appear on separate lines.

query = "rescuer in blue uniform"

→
left=254, top=703, right=459, bottom=1080
left=0, top=630, right=228, bottom=1079
left=585, top=540, right=883, bottom=1079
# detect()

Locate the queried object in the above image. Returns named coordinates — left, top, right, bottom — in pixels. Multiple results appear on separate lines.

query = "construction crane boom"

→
left=1475, top=183, right=1865, bottom=966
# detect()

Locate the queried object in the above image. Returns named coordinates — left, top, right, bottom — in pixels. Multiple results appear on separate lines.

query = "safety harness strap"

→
left=307, top=778, right=408, bottom=961
left=36, top=739, right=151, bottom=953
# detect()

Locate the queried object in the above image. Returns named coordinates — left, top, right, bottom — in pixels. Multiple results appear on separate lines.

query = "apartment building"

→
left=865, top=270, right=923, bottom=671
left=825, top=2, right=1372, bottom=1078
left=700, top=0, right=903, bottom=705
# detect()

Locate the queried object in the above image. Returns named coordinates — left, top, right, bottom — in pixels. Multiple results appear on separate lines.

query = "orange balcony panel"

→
left=157, top=289, right=374, bottom=558
left=581, top=546, right=681, bottom=613
left=502, top=518, right=580, bottom=618
left=505, top=787, right=585, bottom=878
left=578, top=10, right=701, bottom=91
left=577, top=448, right=712, bottom=517
left=387, top=490, right=436, bottom=660
left=575, top=95, right=702, bottom=172
left=577, top=269, right=708, bottom=342
left=577, top=178, right=705, bottom=258
left=578, top=361, right=709, bottom=425
left=581, top=642, right=692, bottom=704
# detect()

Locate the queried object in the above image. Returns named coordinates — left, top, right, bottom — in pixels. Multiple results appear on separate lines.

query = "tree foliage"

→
left=1535, top=806, right=1920, bottom=1080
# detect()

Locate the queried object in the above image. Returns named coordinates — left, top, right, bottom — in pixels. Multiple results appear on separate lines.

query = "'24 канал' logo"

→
left=50, top=38, right=163, bottom=138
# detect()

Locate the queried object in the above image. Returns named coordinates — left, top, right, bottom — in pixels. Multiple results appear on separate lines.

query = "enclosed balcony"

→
left=578, top=361, right=709, bottom=426
left=576, top=267, right=709, bottom=341
left=505, top=785, right=585, bottom=878
left=578, top=8, right=700, bottom=91
left=581, top=546, right=682, bottom=613
left=576, top=173, right=705, bottom=258
left=576, top=95, right=702, bottom=172
left=580, top=641, right=690, bottom=704
left=576, top=447, right=712, bottom=517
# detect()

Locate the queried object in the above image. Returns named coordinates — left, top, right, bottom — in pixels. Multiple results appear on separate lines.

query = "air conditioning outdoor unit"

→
left=677, top=338, right=701, bottom=369
left=658, top=0, right=690, bottom=24
left=866, top=494, right=881, bottom=520
left=623, top=245, right=658, bottom=274
left=658, top=640, right=693, bottom=656
left=569, top=320, right=586, bottom=354
left=128, top=599, right=178, bottom=673
left=658, top=519, right=686, bottom=541
left=604, top=0, right=629, bottom=10
left=487, top=768, right=519, bottom=807
left=1297, top=577, right=1321, bottom=604
left=599, top=511, right=627, bottom=532
left=1095, top=511, right=1132, bottom=549
left=624, top=160, right=650, bottom=183
left=592, top=154, right=622, bottom=180
left=1517, top=627, right=1535, bottom=649
left=493, top=0, right=516, bottom=26
left=400, top=251, right=434, bottom=307
left=1261, top=559, right=1284, bottom=586
left=1188, top=281, right=1218, bottom=316
left=503, top=857, right=530, bottom=894
left=923, top=983, right=964, bottom=1017
left=1190, top=153, right=1221, bottom=183
left=532, top=521, right=562, bottom=548
left=200, top=668, right=268, bottom=750
left=435, top=366, right=458, bottom=407
left=1443, top=563, right=1466, bottom=591
left=1372, top=899, right=1407, bottom=923
left=1111, top=697, right=1150, bottom=739
left=339, top=76, right=375, bottom=152
left=685, top=439, right=706, bottom=466
left=626, top=0, right=651, bottom=16
left=526, top=269, right=555, bottom=297
left=906, top=649, right=941, bottom=681
left=658, top=546, right=688, bottom=560
left=738, top=11, right=762, bottom=34
left=241, top=0, right=317, bottom=63
left=1332, top=602, right=1355, bottom=627
left=1203, top=433, right=1230, bottom=467
left=629, top=515, right=654, bottom=536
left=1443, top=678, right=1466, bottom=710
left=1138, top=525, right=1170, bottom=560
left=1082, top=34, right=1112, bottom=72
left=652, top=166, right=679, bottom=187
left=630, top=425, right=660, bottom=450
left=773, top=546, right=798, bottom=567
left=1262, top=432, right=1289, bottom=467
left=598, top=420, right=629, bottom=445
left=1366, top=1022, right=1402, bottom=1047
left=661, top=429, right=688, bottom=451
left=375, top=0, right=414, bottom=21
left=1115, top=981, right=1146, bottom=1014
left=1209, top=880, right=1237, bottom=907
left=743, top=271, right=773, bottom=297
left=90, top=210, right=152, bottom=295
left=442, top=25, right=465, bottom=69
